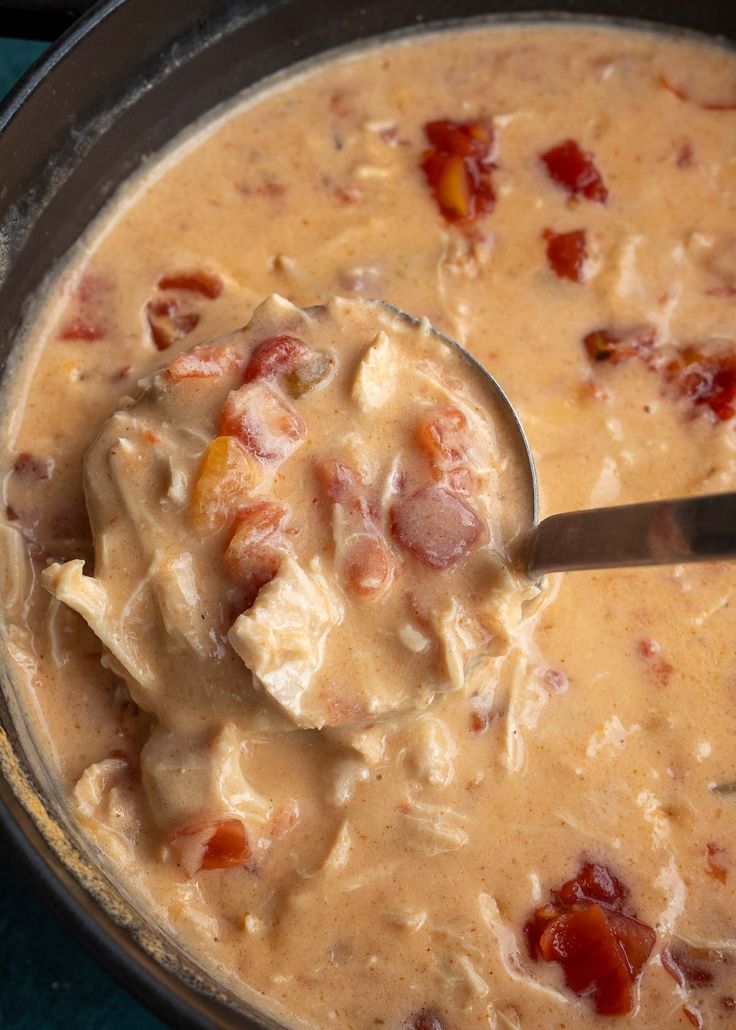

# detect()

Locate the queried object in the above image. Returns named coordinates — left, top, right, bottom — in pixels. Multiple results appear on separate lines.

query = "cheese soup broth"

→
left=2, top=22, right=736, bottom=1030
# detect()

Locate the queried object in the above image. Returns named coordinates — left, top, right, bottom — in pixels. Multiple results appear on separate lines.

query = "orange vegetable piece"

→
left=191, top=436, right=260, bottom=533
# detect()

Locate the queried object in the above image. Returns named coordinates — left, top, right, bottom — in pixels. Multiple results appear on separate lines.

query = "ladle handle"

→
left=527, top=491, right=736, bottom=576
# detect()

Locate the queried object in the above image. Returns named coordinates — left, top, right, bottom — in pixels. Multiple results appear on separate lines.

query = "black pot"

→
left=0, top=2, right=734, bottom=1027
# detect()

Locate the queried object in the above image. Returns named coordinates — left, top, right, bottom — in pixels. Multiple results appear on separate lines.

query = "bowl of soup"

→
left=1, top=1, right=735, bottom=1027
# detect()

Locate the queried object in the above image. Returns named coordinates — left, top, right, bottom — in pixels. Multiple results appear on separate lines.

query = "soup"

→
left=2, top=21, right=736, bottom=1030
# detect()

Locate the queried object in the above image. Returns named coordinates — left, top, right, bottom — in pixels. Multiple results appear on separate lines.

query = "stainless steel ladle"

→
left=387, top=303, right=736, bottom=578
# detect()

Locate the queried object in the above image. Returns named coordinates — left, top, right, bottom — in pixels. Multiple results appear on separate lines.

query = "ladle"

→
left=386, top=303, right=736, bottom=578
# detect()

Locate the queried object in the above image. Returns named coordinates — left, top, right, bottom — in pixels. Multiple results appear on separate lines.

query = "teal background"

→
left=0, top=35, right=165, bottom=1030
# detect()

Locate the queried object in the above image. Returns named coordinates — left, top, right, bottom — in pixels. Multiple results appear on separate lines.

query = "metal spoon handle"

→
left=527, top=492, right=736, bottom=576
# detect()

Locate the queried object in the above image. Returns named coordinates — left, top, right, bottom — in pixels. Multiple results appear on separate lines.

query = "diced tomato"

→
left=539, top=905, right=634, bottom=1015
left=220, top=381, right=306, bottom=463
left=244, top=335, right=311, bottom=383
left=525, top=862, right=655, bottom=1017
left=224, top=501, right=289, bottom=596
left=541, top=139, right=608, bottom=203
left=658, top=75, right=736, bottom=112
left=316, top=459, right=365, bottom=511
left=146, top=297, right=200, bottom=351
left=556, top=861, right=630, bottom=911
left=157, top=269, right=223, bottom=299
left=167, top=342, right=245, bottom=382
left=58, top=318, right=105, bottom=341
left=200, top=820, right=249, bottom=869
left=201, top=819, right=250, bottom=870
left=667, top=348, right=736, bottom=421
left=415, top=406, right=472, bottom=491
left=421, top=118, right=496, bottom=224
left=543, top=228, right=588, bottom=282
left=425, top=119, right=495, bottom=159
left=316, top=458, right=395, bottom=597
left=191, top=436, right=260, bottom=533
left=391, top=485, right=483, bottom=570
left=583, top=325, right=656, bottom=365
left=168, top=817, right=250, bottom=873
left=344, top=534, right=393, bottom=596
left=404, top=1008, right=445, bottom=1030
left=606, top=911, right=657, bottom=974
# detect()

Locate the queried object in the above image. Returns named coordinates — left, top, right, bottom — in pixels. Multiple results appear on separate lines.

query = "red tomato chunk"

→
left=543, top=228, right=588, bottom=282
left=525, top=863, right=656, bottom=1017
left=225, top=501, right=289, bottom=603
left=541, top=140, right=608, bottom=203
left=391, top=484, right=483, bottom=570
left=421, top=118, right=496, bottom=224
left=244, top=335, right=311, bottom=383
left=170, top=818, right=250, bottom=872
left=317, top=458, right=364, bottom=510
left=200, top=819, right=249, bottom=870
left=157, top=269, right=223, bottom=299
left=220, top=382, right=306, bottom=463
left=415, top=406, right=474, bottom=493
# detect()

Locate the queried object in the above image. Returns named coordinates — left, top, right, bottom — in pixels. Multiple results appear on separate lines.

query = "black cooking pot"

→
left=0, top=1, right=734, bottom=1027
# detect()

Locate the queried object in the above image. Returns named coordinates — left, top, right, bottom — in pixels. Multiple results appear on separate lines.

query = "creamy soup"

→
left=2, top=21, right=736, bottom=1030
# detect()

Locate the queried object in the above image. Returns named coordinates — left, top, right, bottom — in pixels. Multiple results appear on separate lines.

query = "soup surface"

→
left=2, top=21, right=736, bottom=1030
